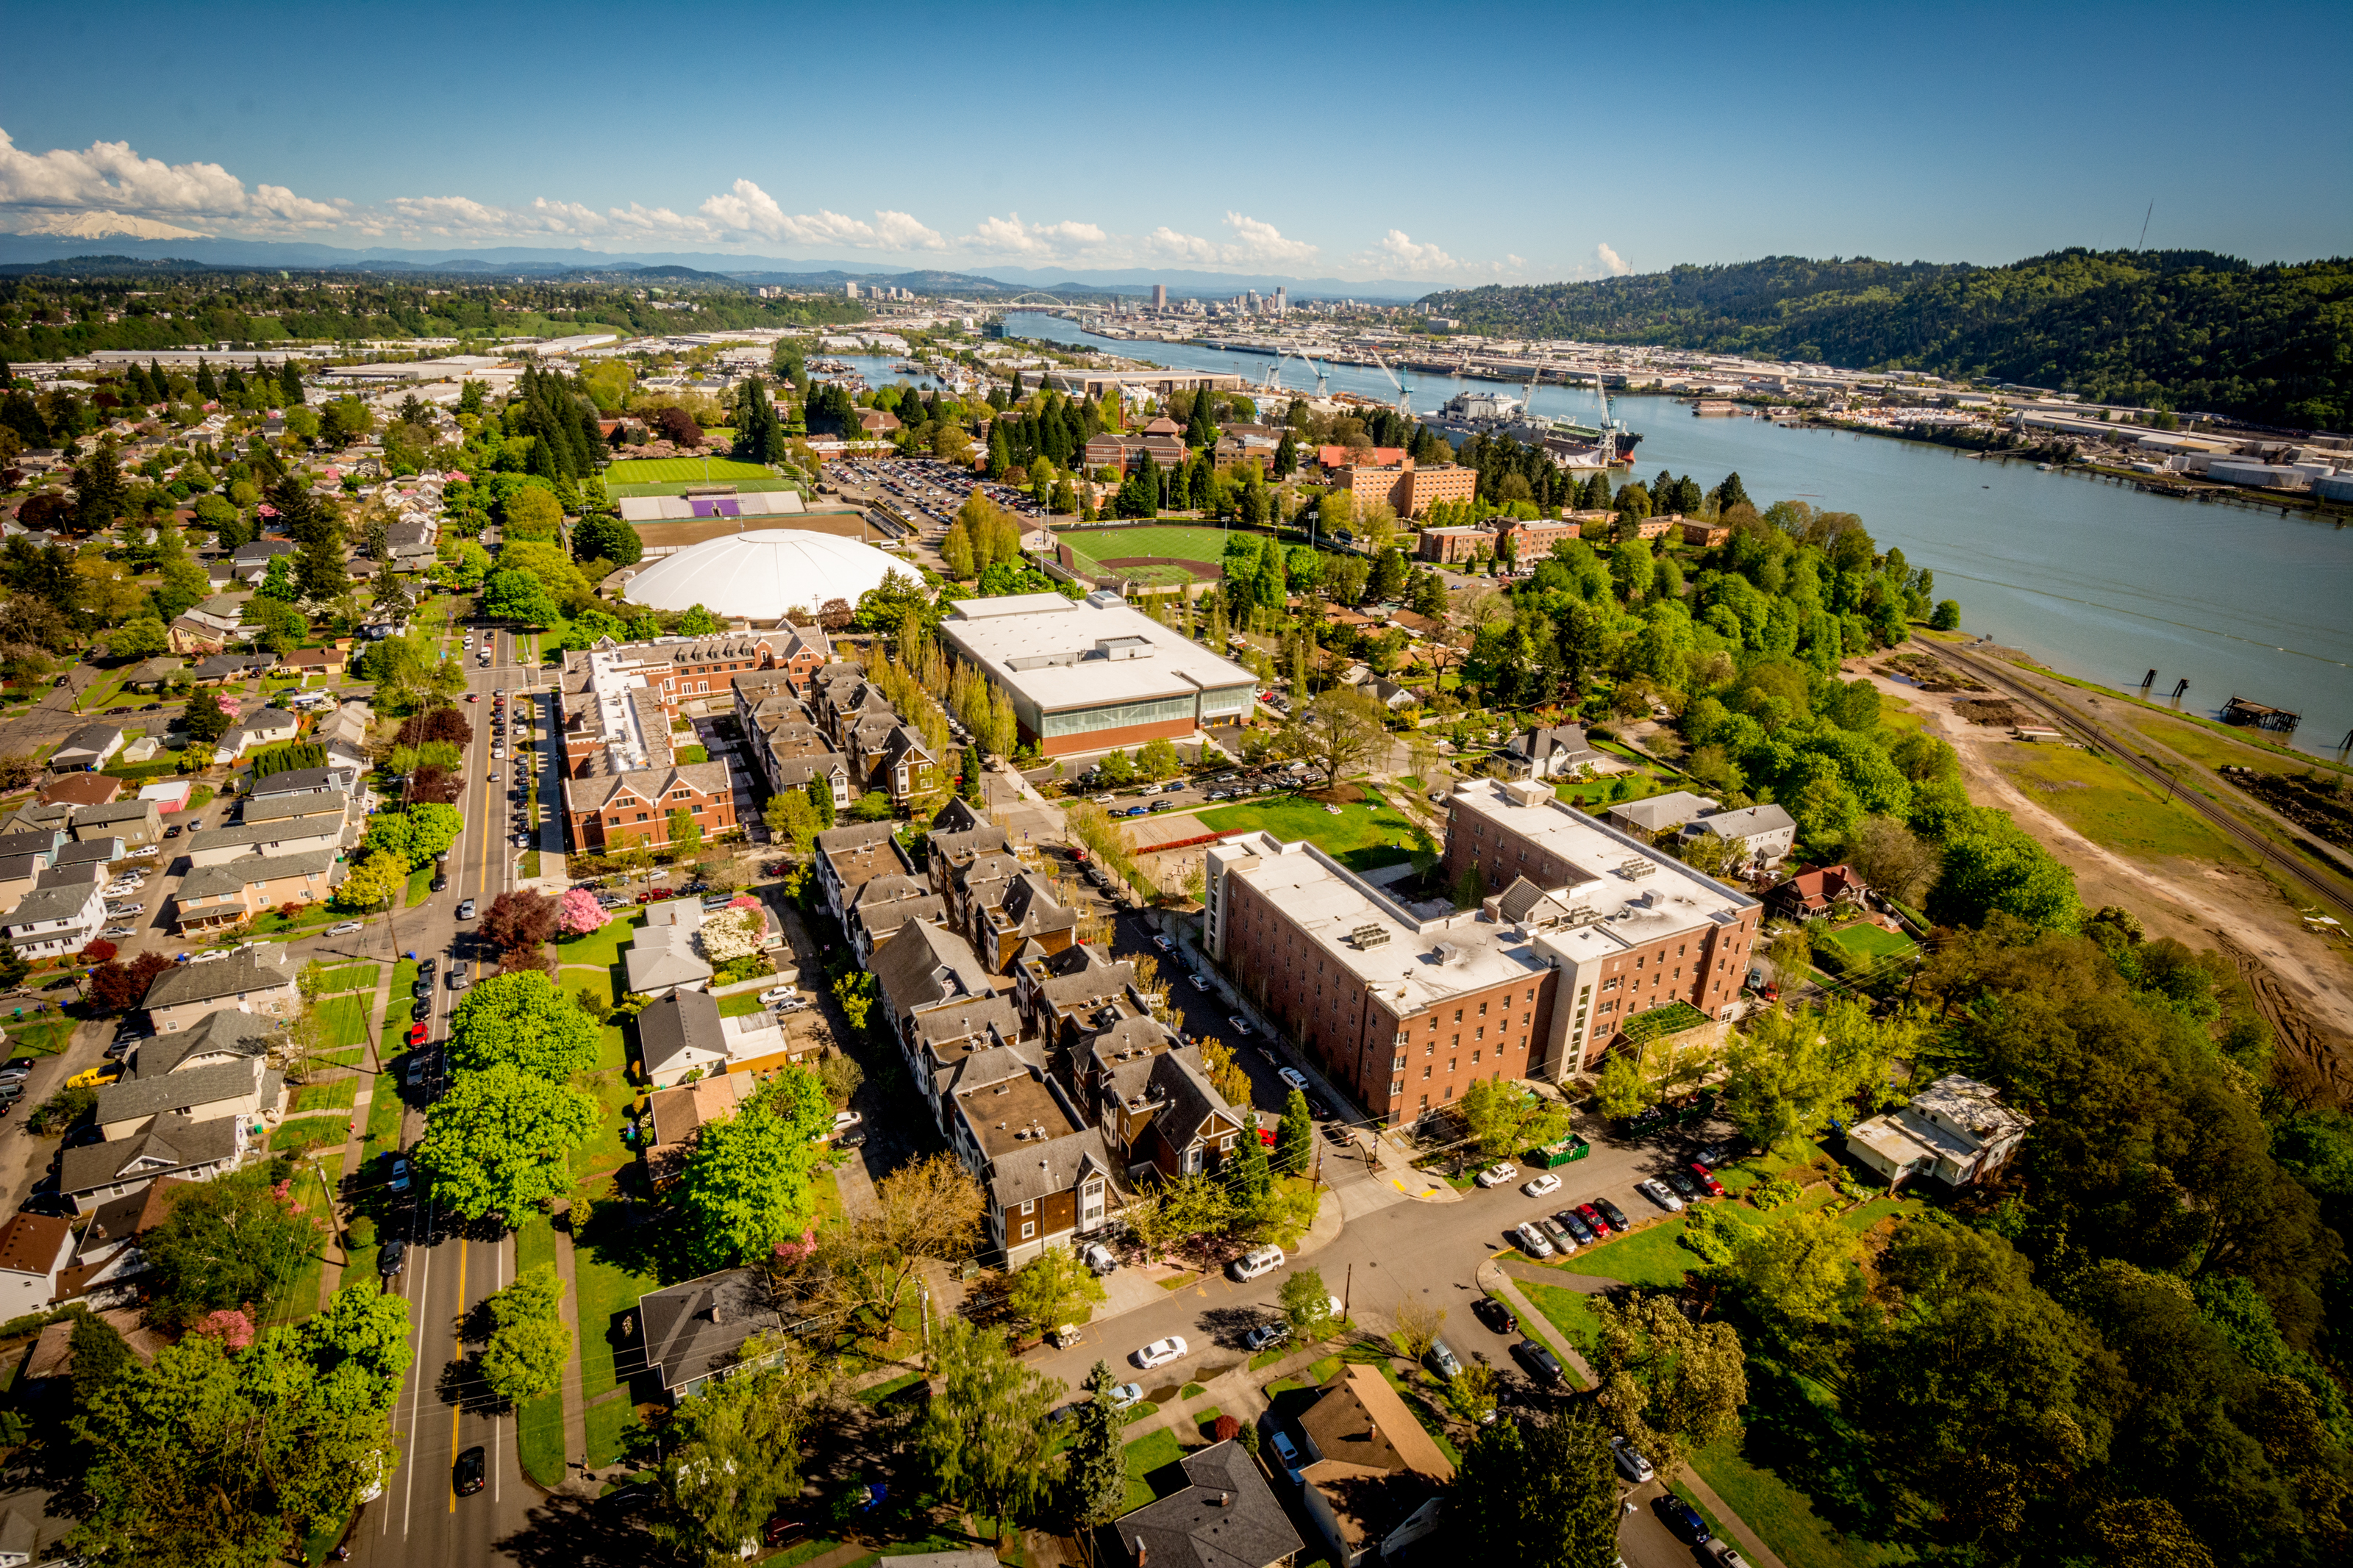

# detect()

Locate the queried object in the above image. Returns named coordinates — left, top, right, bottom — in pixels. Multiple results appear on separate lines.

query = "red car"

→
left=466, top=692, right=480, bottom=704
left=407, top=1022, right=429, bottom=1047
left=1690, top=1162, right=1725, bottom=1198
left=1577, top=1203, right=1610, bottom=1236
left=1258, top=1127, right=1277, bottom=1148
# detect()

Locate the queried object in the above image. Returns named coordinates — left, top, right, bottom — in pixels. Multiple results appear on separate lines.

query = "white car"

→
left=1107, top=1382, right=1144, bottom=1408
left=1189, top=974, right=1210, bottom=991
left=101, top=925, right=136, bottom=939
left=327, top=921, right=364, bottom=936
left=1243, top=1321, right=1290, bottom=1353
left=758, top=986, right=798, bottom=1005
left=1523, top=1173, right=1562, bottom=1198
left=1132, top=1336, right=1189, bottom=1370
left=1638, top=1178, right=1684, bottom=1213
left=1092, top=795, right=1115, bottom=806
left=1227, top=1016, right=1253, bottom=1038
left=1277, top=1067, right=1308, bottom=1092
left=1514, top=1222, right=1555, bottom=1259
left=1474, top=1162, right=1518, bottom=1188
left=106, top=903, right=143, bottom=915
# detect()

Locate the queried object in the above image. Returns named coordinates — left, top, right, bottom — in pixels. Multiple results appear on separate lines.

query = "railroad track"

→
left=1938, top=645, right=2353, bottom=922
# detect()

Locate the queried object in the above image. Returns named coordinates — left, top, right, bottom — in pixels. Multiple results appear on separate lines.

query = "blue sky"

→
left=4, top=0, right=2346, bottom=280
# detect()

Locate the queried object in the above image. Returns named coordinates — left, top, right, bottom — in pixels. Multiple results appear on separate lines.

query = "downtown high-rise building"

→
left=1151, top=283, right=1167, bottom=312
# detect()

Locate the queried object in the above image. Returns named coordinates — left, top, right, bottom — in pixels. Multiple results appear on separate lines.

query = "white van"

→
left=1229, top=1245, right=1285, bottom=1281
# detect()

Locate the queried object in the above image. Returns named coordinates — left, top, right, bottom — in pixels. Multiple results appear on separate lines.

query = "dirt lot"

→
left=1859, top=662, right=2353, bottom=1101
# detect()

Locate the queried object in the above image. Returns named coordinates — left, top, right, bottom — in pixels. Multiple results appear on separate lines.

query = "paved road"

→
left=352, top=622, right=538, bottom=1567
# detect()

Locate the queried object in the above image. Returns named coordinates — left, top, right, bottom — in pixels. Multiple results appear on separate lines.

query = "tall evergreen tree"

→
left=1711, top=470, right=1752, bottom=513
left=277, top=357, right=306, bottom=407
left=195, top=357, right=218, bottom=401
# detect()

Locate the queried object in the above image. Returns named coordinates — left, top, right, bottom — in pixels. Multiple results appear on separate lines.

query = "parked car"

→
left=1557, top=1209, right=1596, bottom=1246
left=1664, top=1167, right=1702, bottom=1201
left=1188, top=974, right=1210, bottom=991
left=759, top=985, right=798, bottom=1004
left=1230, top=1245, right=1285, bottom=1281
left=1474, top=1162, right=1518, bottom=1188
left=1513, top=1221, right=1554, bottom=1259
left=1268, top=1428, right=1302, bottom=1473
left=1227, top=1016, right=1253, bottom=1037
left=1612, top=1436, right=1655, bottom=1483
left=1538, top=1217, right=1576, bottom=1255
left=1242, top=1320, right=1290, bottom=1353
left=1277, top=1067, right=1308, bottom=1092
left=379, top=1237, right=407, bottom=1275
left=1513, top=1339, right=1564, bottom=1384
left=1654, top=1494, right=1710, bottom=1545
left=1593, top=1197, right=1630, bottom=1232
left=1523, top=1173, right=1562, bottom=1198
left=1690, top=1162, right=1727, bottom=1197
left=1132, top=1336, right=1188, bottom=1370
left=1638, top=1178, right=1683, bottom=1213
left=1427, top=1338, right=1463, bottom=1378
left=386, top=1157, right=411, bottom=1193
left=1107, top=1382, right=1144, bottom=1408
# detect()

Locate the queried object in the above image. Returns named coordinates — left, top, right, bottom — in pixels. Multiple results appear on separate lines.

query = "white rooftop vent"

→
left=1084, top=589, right=1127, bottom=609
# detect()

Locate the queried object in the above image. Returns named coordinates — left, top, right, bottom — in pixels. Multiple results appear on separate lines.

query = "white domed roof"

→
left=621, top=529, right=903, bottom=619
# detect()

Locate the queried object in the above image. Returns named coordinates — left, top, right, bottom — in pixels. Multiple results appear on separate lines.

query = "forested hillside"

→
left=1421, top=250, right=2353, bottom=430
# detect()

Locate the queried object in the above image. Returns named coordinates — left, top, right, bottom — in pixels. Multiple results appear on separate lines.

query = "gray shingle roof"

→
left=141, top=947, right=297, bottom=1011
left=2, top=883, right=99, bottom=929
left=182, top=818, right=342, bottom=856
left=988, top=1125, right=1116, bottom=1211
left=638, top=1268, right=782, bottom=1392
left=131, top=1009, right=276, bottom=1080
left=1101, top=1439, right=1303, bottom=1568
left=871, top=919, right=989, bottom=1021
left=58, top=1114, right=242, bottom=1197
left=637, top=989, right=727, bottom=1078
left=176, top=847, right=344, bottom=903
left=93, top=1056, right=265, bottom=1126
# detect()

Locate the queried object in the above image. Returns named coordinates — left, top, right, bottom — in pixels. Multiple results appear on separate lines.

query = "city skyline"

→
left=1, top=0, right=2348, bottom=284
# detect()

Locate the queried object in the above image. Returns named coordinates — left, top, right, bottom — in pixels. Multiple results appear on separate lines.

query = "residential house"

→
left=179, top=812, right=345, bottom=867
left=870, top=917, right=994, bottom=1055
left=1093, top=1037, right=1244, bottom=1181
left=172, top=848, right=346, bottom=934
left=49, top=723, right=125, bottom=773
left=51, top=839, right=122, bottom=878
left=642, top=1071, right=751, bottom=1187
left=380, top=518, right=438, bottom=570
left=126, top=1009, right=276, bottom=1080
left=1498, top=723, right=1606, bottom=781
left=53, top=1178, right=190, bottom=1304
left=38, top=774, right=123, bottom=809
left=70, top=798, right=164, bottom=851
left=210, top=706, right=300, bottom=765
left=93, top=1052, right=279, bottom=1143
left=120, top=656, right=184, bottom=691
left=636, top=988, right=795, bottom=1089
left=733, top=677, right=851, bottom=811
left=140, top=945, right=301, bottom=1032
left=943, top=1048, right=1118, bottom=1267
left=1768, top=862, right=1869, bottom=921
left=248, top=765, right=362, bottom=803
left=313, top=699, right=373, bottom=751
left=1846, top=1075, right=2032, bottom=1189
left=276, top=647, right=343, bottom=680
left=1093, top=1440, right=1302, bottom=1568
left=938, top=845, right=1076, bottom=973
left=168, top=595, right=251, bottom=655
left=1691, top=803, right=1797, bottom=870
left=0, top=1214, right=74, bottom=1318
left=226, top=540, right=296, bottom=584
left=1293, top=1365, right=1454, bottom=1567
left=189, top=652, right=274, bottom=684
left=845, top=874, right=947, bottom=967
left=1680, top=519, right=1732, bottom=548
left=624, top=900, right=715, bottom=998
left=239, top=787, right=354, bottom=842
left=1602, top=790, right=1721, bottom=837
left=0, top=879, right=106, bottom=959
left=811, top=822, right=915, bottom=923
left=634, top=1269, right=786, bottom=1401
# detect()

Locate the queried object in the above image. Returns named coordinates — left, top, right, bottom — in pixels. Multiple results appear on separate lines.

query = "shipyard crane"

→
left=1367, top=348, right=1412, bottom=417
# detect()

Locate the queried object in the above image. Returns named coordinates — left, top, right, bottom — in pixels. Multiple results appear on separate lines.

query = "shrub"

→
left=1752, top=1177, right=1802, bottom=1211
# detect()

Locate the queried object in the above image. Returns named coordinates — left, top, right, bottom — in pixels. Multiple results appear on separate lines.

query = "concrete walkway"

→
left=1475, top=1254, right=1597, bottom=1386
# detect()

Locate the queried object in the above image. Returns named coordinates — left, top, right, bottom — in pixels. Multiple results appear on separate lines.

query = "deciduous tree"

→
left=649, top=1331, right=834, bottom=1568
left=481, top=889, right=560, bottom=954
left=446, top=970, right=599, bottom=1079
left=678, top=1067, right=834, bottom=1268
left=418, top=1065, right=597, bottom=1223
left=917, top=1319, right=1061, bottom=1542
left=1007, top=1244, right=1108, bottom=1338
left=1590, top=1292, right=1747, bottom=1474
left=140, top=1168, right=321, bottom=1329
left=1449, top=1406, right=1619, bottom=1568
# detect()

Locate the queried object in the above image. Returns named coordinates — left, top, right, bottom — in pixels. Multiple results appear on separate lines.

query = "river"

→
left=991, top=312, right=2353, bottom=756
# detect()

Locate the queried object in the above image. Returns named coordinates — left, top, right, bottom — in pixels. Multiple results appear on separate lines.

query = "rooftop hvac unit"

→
left=1621, top=859, right=1657, bottom=879
left=1347, top=924, right=1391, bottom=949
left=1433, top=941, right=1465, bottom=965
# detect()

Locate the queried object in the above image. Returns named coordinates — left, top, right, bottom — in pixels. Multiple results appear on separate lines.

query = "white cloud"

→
left=0, top=125, right=346, bottom=235
left=696, top=180, right=944, bottom=251
left=1139, top=212, right=1319, bottom=270
left=1596, top=242, right=1630, bottom=276
left=963, top=212, right=1113, bottom=260
left=1366, top=229, right=1460, bottom=274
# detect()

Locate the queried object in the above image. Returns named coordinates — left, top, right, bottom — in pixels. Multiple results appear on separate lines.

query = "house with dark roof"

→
left=0, top=878, right=105, bottom=959
left=943, top=1048, right=1117, bottom=1267
left=633, top=1267, right=787, bottom=1400
left=1293, top=1364, right=1454, bottom=1567
left=93, top=1053, right=279, bottom=1143
left=49, top=722, right=125, bottom=773
left=1096, top=1042, right=1245, bottom=1183
left=1768, top=862, right=1870, bottom=921
left=1498, top=723, right=1605, bottom=780
left=141, top=945, right=300, bottom=1031
left=636, top=987, right=794, bottom=1089
left=871, top=917, right=993, bottom=1051
left=1690, top=802, right=1797, bottom=870
left=128, top=1009, right=275, bottom=1080
left=53, top=1177, right=189, bottom=1305
left=70, top=798, right=163, bottom=849
left=1093, top=1439, right=1302, bottom=1568
left=58, top=1111, right=247, bottom=1214
left=846, top=873, right=946, bottom=966
left=0, top=1214, right=74, bottom=1318
left=812, top=821, right=915, bottom=923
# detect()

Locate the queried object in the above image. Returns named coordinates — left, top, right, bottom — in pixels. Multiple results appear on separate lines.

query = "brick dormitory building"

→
left=1205, top=778, right=1759, bottom=1127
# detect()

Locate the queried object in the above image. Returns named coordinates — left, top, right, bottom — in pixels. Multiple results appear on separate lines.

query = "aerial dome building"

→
left=618, top=529, right=904, bottom=620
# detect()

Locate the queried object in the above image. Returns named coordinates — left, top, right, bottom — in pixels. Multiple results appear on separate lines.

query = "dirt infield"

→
left=631, top=510, right=878, bottom=550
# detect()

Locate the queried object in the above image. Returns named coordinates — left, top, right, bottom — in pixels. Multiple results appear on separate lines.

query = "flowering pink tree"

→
left=728, top=895, right=760, bottom=912
left=557, top=887, right=610, bottom=937
left=192, top=1308, right=257, bottom=1350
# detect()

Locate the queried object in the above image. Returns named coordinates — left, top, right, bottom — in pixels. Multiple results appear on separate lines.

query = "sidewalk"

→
left=1474, top=1254, right=1596, bottom=1386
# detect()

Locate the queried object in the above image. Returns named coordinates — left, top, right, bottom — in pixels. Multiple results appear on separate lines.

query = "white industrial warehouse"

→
left=617, top=530, right=904, bottom=620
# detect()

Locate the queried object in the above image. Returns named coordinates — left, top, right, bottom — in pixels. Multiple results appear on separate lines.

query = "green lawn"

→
left=1690, top=1426, right=1915, bottom=1568
left=1549, top=1216, right=1698, bottom=1286
left=585, top=1396, right=641, bottom=1472
left=571, top=1173, right=660, bottom=1452
left=604, top=476, right=802, bottom=499
left=270, top=1152, right=343, bottom=1326
left=404, top=863, right=433, bottom=908
left=857, top=1370, right=925, bottom=1406
left=316, top=963, right=380, bottom=993
left=318, top=992, right=373, bottom=1050
left=1194, top=786, right=1435, bottom=873
left=1524, top=1281, right=1604, bottom=1358
left=1817, top=923, right=1915, bottom=963
left=605, top=456, right=779, bottom=484
left=1121, top=1426, right=1188, bottom=1514
left=1058, top=523, right=1233, bottom=566
left=2, top=1018, right=77, bottom=1057
left=515, top=1214, right=565, bottom=1488
left=556, top=912, right=646, bottom=978
left=1988, top=740, right=2242, bottom=863
left=290, top=1077, right=358, bottom=1114
left=716, top=992, right=764, bottom=1017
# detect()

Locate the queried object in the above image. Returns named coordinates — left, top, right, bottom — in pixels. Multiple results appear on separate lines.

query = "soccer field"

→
left=1064, top=524, right=1235, bottom=565
left=606, top=457, right=778, bottom=484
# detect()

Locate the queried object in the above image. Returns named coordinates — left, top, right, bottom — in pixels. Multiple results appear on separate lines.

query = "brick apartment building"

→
left=1325, top=455, right=1478, bottom=520
left=1205, top=781, right=1760, bottom=1124
left=555, top=641, right=742, bottom=853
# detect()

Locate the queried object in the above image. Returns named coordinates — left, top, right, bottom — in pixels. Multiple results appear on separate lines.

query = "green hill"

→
left=1418, top=249, right=2353, bottom=431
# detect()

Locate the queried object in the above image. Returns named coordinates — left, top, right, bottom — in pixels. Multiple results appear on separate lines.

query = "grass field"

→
left=318, top=992, right=373, bottom=1050
left=1060, top=523, right=1234, bottom=564
left=316, top=964, right=379, bottom=994
left=604, top=476, right=801, bottom=499
left=605, top=457, right=779, bottom=484
left=1194, top=785, right=1435, bottom=873
left=1121, top=1426, right=1188, bottom=1514
left=1816, top=923, right=1917, bottom=973
left=1988, top=740, right=2244, bottom=863
left=515, top=1214, right=566, bottom=1488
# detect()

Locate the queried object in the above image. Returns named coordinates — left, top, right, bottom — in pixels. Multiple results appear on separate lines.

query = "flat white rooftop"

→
left=1449, top=779, right=1758, bottom=940
left=940, top=594, right=1255, bottom=713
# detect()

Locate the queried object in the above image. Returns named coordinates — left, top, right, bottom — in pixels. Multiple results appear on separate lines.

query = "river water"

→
left=997, top=312, right=2353, bottom=756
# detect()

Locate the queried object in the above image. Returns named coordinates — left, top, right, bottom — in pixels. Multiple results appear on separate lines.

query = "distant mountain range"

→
left=1420, top=250, right=2353, bottom=432
left=0, top=229, right=1431, bottom=299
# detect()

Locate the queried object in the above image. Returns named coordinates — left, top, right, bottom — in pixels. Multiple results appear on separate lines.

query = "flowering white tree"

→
left=696, top=906, right=765, bottom=963
left=557, top=887, right=609, bottom=937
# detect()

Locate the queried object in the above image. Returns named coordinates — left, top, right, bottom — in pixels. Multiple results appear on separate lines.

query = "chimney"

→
left=1133, top=1539, right=1148, bottom=1567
